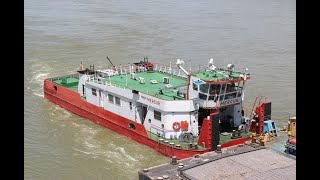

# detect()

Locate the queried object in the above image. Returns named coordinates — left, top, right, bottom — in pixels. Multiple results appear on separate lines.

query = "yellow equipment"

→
left=287, top=116, right=296, bottom=137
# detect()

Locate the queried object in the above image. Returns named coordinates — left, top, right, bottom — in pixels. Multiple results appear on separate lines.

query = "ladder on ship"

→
left=249, top=96, right=267, bottom=134
left=249, top=96, right=267, bottom=120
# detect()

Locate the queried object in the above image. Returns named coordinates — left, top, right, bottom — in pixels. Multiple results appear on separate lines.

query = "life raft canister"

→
left=172, top=122, right=181, bottom=131
left=180, top=121, right=189, bottom=131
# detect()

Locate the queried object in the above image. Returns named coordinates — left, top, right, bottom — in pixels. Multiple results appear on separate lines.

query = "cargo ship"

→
left=44, top=57, right=272, bottom=159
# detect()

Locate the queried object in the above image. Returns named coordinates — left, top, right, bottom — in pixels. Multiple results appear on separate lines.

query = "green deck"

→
left=53, top=70, right=248, bottom=100
left=107, top=71, right=187, bottom=100
left=149, top=131, right=252, bottom=150
left=149, top=132, right=206, bottom=150
left=192, top=70, right=245, bottom=82
left=53, top=77, right=79, bottom=92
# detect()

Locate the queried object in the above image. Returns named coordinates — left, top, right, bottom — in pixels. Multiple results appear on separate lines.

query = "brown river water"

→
left=24, top=0, right=295, bottom=179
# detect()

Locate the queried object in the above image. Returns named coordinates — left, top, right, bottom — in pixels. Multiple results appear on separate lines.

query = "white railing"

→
left=49, top=73, right=79, bottom=81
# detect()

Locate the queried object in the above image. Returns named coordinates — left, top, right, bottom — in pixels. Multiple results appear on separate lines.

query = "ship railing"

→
left=150, top=124, right=165, bottom=135
left=98, top=62, right=188, bottom=78
left=86, top=76, right=132, bottom=91
left=47, top=62, right=250, bottom=82
left=104, top=79, right=129, bottom=90
left=153, top=61, right=196, bottom=77
left=243, top=108, right=295, bottom=128
left=150, top=124, right=183, bottom=140
left=87, top=76, right=118, bottom=87
left=49, top=73, right=79, bottom=81
left=245, top=104, right=295, bottom=117
left=189, top=64, right=250, bottom=75
left=153, top=63, right=188, bottom=79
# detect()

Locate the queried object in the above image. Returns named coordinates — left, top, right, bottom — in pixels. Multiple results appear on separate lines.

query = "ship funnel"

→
left=176, top=59, right=189, bottom=75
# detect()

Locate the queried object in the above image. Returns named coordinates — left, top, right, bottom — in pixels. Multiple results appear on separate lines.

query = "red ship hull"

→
left=44, top=79, right=250, bottom=159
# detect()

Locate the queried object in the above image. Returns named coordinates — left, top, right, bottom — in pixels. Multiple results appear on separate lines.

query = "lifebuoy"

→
left=172, top=122, right=181, bottom=131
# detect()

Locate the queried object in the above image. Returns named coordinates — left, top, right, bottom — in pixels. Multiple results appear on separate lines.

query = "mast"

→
left=106, top=56, right=117, bottom=70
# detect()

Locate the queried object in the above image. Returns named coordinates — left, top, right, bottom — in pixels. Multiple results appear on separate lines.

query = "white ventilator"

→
left=176, top=59, right=189, bottom=75
left=208, top=58, right=216, bottom=70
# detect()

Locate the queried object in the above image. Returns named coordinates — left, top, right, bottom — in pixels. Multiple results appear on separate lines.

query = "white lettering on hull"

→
left=141, top=95, right=161, bottom=105
left=219, top=97, right=241, bottom=106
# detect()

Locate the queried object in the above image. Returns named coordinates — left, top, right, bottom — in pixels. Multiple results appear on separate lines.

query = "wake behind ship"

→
left=44, top=57, right=266, bottom=159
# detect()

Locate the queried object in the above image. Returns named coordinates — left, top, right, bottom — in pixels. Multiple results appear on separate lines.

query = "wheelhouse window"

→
left=129, top=102, right=133, bottom=110
left=154, top=110, right=161, bottom=121
left=199, top=93, right=207, bottom=100
left=92, top=88, right=97, bottom=96
left=220, top=84, right=226, bottom=94
left=115, top=96, right=121, bottom=106
left=225, top=93, right=237, bottom=100
left=108, top=94, right=114, bottom=103
left=208, top=95, right=218, bottom=101
left=226, top=83, right=236, bottom=93
left=209, top=84, right=221, bottom=95
left=235, top=81, right=244, bottom=97
left=223, top=83, right=238, bottom=99
left=193, top=83, right=198, bottom=90
left=199, top=83, right=209, bottom=93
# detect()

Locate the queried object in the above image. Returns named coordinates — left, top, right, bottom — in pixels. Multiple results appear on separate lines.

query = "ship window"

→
left=193, top=83, right=198, bottom=90
left=237, top=91, right=242, bottom=97
left=209, top=84, right=221, bottom=95
left=129, top=102, right=132, bottom=110
left=199, top=93, right=207, bottom=100
left=92, top=88, right=97, bottom=96
left=220, top=84, right=226, bottom=94
left=208, top=95, right=218, bottom=102
left=235, top=81, right=244, bottom=88
left=148, top=119, right=151, bottom=123
left=225, top=92, right=237, bottom=100
left=53, top=86, right=57, bottom=91
left=161, top=124, right=164, bottom=129
left=226, top=83, right=236, bottom=93
left=199, top=83, right=209, bottom=93
left=108, top=94, right=114, bottom=103
left=115, top=96, right=121, bottom=105
left=219, top=95, right=225, bottom=101
left=235, top=81, right=244, bottom=97
left=154, top=110, right=161, bottom=121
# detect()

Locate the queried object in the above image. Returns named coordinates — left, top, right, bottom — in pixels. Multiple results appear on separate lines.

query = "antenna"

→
left=106, top=56, right=117, bottom=70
